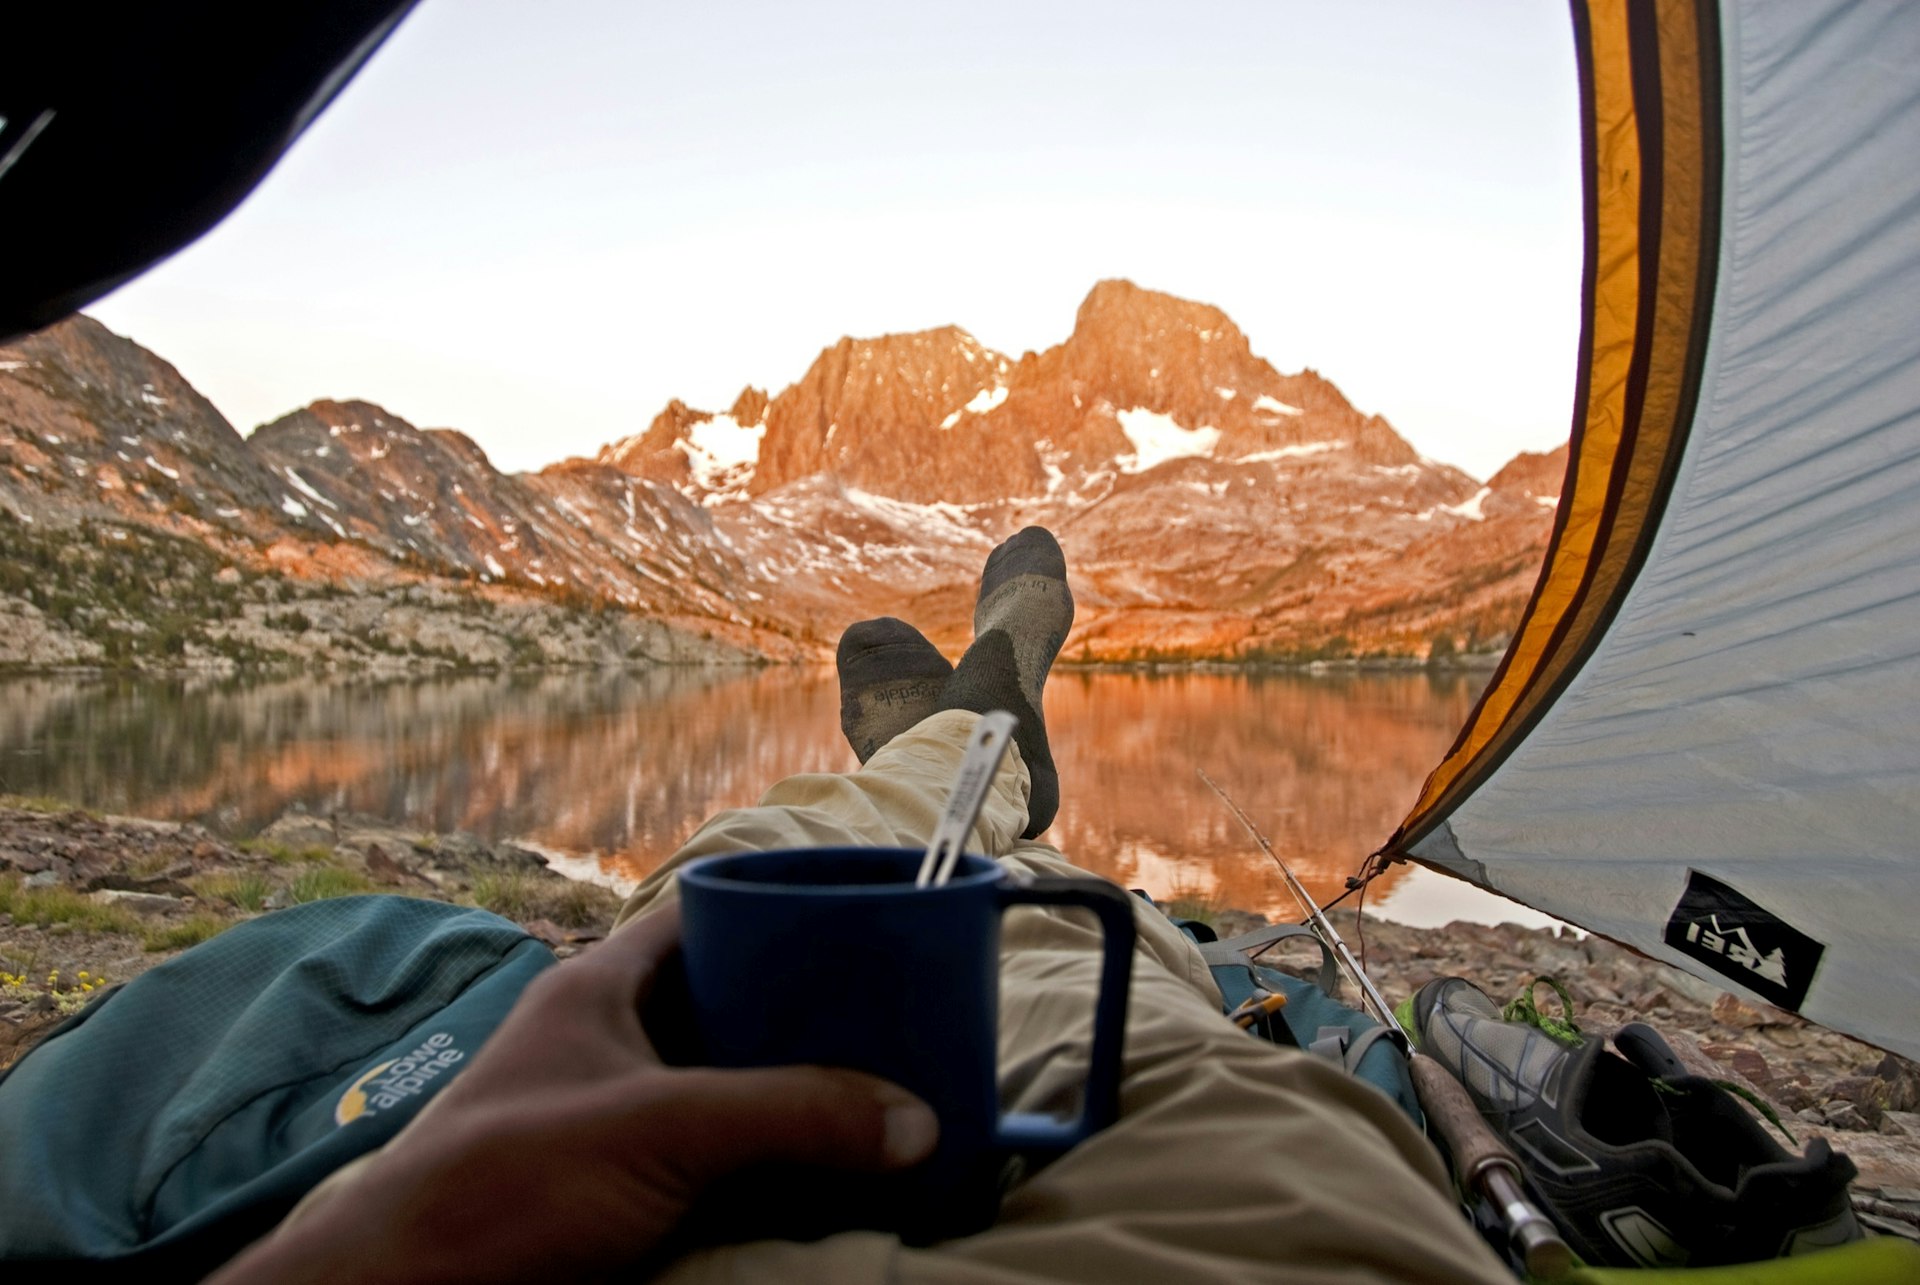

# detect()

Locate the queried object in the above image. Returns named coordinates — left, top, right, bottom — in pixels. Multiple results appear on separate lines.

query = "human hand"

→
left=210, top=903, right=938, bottom=1285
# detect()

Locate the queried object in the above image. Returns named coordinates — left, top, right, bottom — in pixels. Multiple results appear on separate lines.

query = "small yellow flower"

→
left=77, top=971, right=89, bottom=980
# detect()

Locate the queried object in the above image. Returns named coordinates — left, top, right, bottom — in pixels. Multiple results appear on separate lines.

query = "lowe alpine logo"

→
left=335, top=1031, right=466, bottom=1125
left=1663, top=871, right=1823, bottom=1012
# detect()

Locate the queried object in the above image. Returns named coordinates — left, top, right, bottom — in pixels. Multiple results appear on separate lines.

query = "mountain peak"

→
left=592, top=282, right=1447, bottom=506
left=1070, top=278, right=1249, bottom=355
left=745, top=325, right=1012, bottom=497
left=825, top=325, right=1007, bottom=383
left=728, top=386, right=769, bottom=426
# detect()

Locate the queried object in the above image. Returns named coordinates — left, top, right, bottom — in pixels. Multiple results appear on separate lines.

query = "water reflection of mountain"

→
left=1045, top=671, right=1483, bottom=919
left=0, top=669, right=1483, bottom=922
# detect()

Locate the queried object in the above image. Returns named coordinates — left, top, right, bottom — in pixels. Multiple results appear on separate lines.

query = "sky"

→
left=90, top=1, right=1585, bottom=482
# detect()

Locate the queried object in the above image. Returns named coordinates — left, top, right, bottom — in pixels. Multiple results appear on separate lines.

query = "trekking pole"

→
left=1198, top=770, right=1572, bottom=1281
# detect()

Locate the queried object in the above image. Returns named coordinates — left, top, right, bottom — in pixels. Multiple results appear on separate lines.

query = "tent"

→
left=1381, top=0, right=1920, bottom=1061
left=2, top=0, right=1914, bottom=1061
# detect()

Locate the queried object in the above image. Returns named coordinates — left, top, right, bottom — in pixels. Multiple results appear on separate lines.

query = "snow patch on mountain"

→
left=282, top=467, right=339, bottom=510
left=1116, top=408, right=1220, bottom=473
left=1236, top=441, right=1343, bottom=464
left=1253, top=394, right=1303, bottom=417
left=942, top=383, right=1009, bottom=429
left=964, top=385, right=1008, bottom=415
left=675, top=413, right=763, bottom=502
left=844, top=488, right=993, bottom=545
left=1441, top=487, right=1492, bottom=521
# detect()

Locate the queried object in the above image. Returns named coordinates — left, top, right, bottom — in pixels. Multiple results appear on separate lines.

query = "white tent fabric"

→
left=1411, top=1, right=1920, bottom=1059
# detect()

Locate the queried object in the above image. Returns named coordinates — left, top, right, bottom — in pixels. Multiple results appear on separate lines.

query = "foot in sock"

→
left=940, top=527, right=1074, bottom=837
left=836, top=617, right=953, bottom=762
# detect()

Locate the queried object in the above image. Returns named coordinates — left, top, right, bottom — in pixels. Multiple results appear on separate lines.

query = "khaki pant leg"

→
left=890, top=846, right=1509, bottom=1285
left=642, top=719, right=1509, bottom=1284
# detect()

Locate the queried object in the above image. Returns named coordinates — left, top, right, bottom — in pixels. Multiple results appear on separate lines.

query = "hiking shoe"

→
left=1408, top=976, right=1862, bottom=1268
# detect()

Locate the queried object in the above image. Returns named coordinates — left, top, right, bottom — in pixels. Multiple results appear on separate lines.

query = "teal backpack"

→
left=0, top=895, right=553, bottom=1279
left=0, top=889, right=1418, bottom=1280
left=1171, top=915, right=1423, bottom=1128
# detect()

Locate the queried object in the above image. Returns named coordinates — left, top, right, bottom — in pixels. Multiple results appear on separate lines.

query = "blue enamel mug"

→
left=676, top=846, right=1135, bottom=1241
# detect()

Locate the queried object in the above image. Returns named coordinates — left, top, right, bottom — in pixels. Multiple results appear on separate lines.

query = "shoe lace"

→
left=1501, top=975, right=1585, bottom=1046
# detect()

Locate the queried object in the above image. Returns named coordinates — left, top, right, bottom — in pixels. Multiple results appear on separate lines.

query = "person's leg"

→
left=628, top=836, right=1502, bottom=1284
left=941, top=527, right=1072, bottom=838
left=882, top=861, right=1504, bottom=1285
left=619, top=525, right=1074, bottom=923
left=832, top=527, right=1073, bottom=837
left=837, top=616, right=953, bottom=763
left=613, top=709, right=1030, bottom=928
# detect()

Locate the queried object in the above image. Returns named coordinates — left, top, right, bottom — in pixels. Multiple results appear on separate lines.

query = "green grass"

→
left=287, top=865, right=374, bottom=904
left=469, top=870, right=540, bottom=921
left=0, top=877, right=144, bottom=936
left=0, top=874, right=246, bottom=951
left=471, top=870, right=620, bottom=928
left=125, top=850, right=183, bottom=879
left=190, top=871, right=273, bottom=913
left=539, top=879, right=622, bottom=929
left=239, top=839, right=338, bottom=866
left=143, top=914, right=234, bottom=952
left=1160, top=891, right=1226, bottom=928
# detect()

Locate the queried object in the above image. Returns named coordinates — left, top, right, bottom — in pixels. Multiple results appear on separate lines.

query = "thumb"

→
left=651, top=1066, right=939, bottom=1184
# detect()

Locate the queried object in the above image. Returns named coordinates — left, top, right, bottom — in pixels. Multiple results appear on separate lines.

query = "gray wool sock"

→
left=837, top=617, right=953, bottom=762
left=940, top=527, right=1074, bottom=837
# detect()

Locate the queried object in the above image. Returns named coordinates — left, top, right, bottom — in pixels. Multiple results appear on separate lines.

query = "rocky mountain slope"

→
left=0, top=283, right=1566, bottom=667
left=590, top=280, right=1563, bottom=659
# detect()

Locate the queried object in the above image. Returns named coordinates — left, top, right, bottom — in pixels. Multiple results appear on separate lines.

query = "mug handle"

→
left=990, top=875, right=1135, bottom=1155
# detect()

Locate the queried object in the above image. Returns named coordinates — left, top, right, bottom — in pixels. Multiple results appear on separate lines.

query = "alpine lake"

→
left=0, top=667, right=1555, bottom=929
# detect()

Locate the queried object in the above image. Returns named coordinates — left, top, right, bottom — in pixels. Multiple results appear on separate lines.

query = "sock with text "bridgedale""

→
left=836, top=616, right=953, bottom=763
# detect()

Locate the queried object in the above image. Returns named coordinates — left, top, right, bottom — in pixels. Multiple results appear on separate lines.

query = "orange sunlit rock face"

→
left=0, top=670, right=1484, bottom=921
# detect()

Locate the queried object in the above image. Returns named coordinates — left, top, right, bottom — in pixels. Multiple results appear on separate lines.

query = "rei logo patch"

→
left=1663, top=871, right=1823, bottom=1012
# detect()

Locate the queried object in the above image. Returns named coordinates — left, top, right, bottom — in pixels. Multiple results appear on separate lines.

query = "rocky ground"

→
left=3, top=802, right=1915, bottom=1245
left=0, top=800, right=624, bottom=1070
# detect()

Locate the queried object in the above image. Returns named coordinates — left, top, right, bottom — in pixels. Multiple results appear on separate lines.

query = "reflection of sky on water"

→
left=1373, top=866, right=1563, bottom=931
left=1113, top=842, right=1222, bottom=899
left=0, top=669, right=1552, bottom=928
